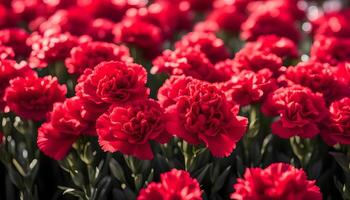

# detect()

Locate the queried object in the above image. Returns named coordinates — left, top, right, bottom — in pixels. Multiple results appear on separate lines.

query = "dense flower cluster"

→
left=0, top=0, right=349, bottom=199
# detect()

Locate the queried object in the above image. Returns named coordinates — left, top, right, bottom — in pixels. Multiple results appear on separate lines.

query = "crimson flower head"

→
left=0, top=28, right=31, bottom=57
left=249, top=35, right=299, bottom=59
left=241, top=7, right=300, bottom=42
left=310, top=35, right=350, bottom=65
left=76, top=61, right=149, bottom=111
left=162, top=76, right=248, bottom=157
left=39, top=8, right=92, bottom=36
left=232, top=48, right=282, bottom=74
left=152, top=47, right=225, bottom=82
left=37, top=97, right=94, bottom=160
left=88, top=18, right=115, bottom=42
left=262, top=85, right=328, bottom=138
left=278, top=61, right=350, bottom=104
left=4, top=74, right=67, bottom=121
left=137, top=169, right=202, bottom=200
left=311, top=8, right=350, bottom=38
left=65, top=41, right=133, bottom=74
left=96, top=99, right=171, bottom=160
left=206, top=1, right=246, bottom=33
left=27, top=32, right=79, bottom=68
left=0, top=60, right=34, bottom=111
left=175, top=32, right=229, bottom=63
left=231, top=163, right=322, bottom=200
left=114, top=18, right=163, bottom=58
left=321, top=97, right=350, bottom=146
left=84, top=0, right=147, bottom=22
left=220, top=69, right=277, bottom=106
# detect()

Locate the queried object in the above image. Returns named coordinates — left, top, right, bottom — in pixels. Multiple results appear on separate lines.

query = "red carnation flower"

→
left=310, top=35, right=350, bottom=65
left=4, top=75, right=66, bottom=121
left=37, top=97, right=93, bottom=160
left=163, top=77, right=248, bottom=157
left=158, top=75, right=196, bottom=109
left=88, top=18, right=115, bottom=42
left=151, top=48, right=225, bottom=82
left=241, top=8, right=300, bottom=42
left=321, top=97, right=350, bottom=146
left=65, top=41, right=133, bottom=74
left=39, top=8, right=92, bottom=36
left=125, top=2, right=191, bottom=39
left=231, top=163, right=322, bottom=200
left=27, top=32, right=79, bottom=68
left=175, top=32, right=229, bottom=63
left=83, top=0, right=146, bottom=22
left=206, top=2, right=246, bottom=33
left=137, top=169, right=202, bottom=200
left=0, top=28, right=31, bottom=57
left=232, top=48, right=283, bottom=74
left=311, top=9, right=350, bottom=38
left=220, top=69, right=277, bottom=106
left=75, top=61, right=149, bottom=112
left=96, top=99, right=171, bottom=160
left=278, top=61, right=350, bottom=104
left=0, top=60, right=34, bottom=111
left=262, top=85, right=328, bottom=138
left=114, top=18, right=163, bottom=58
left=249, top=35, right=299, bottom=59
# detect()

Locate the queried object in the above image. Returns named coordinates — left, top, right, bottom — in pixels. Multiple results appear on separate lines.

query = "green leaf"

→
left=109, top=158, right=126, bottom=183
left=330, top=152, right=350, bottom=173
left=212, top=166, right=231, bottom=193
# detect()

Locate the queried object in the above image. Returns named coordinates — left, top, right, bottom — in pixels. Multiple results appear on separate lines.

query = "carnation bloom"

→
left=75, top=61, right=149, bottom=113
left=247, top=35, right=299, bottom=59
left=88, top=18, right=115, bottom=42
left=231, top=163, right=322, bottom=200
left=151, top=47, right=225, bottom=82
left=162, top=77, right=248, bottom=157
left=96, top=99, right=170, bottom=160
left=220, top=69, right=277, bottom=106
left=37, top=97, right=93, bottom=160
left=0, top=60, right=34, bottom=111
left=114, top=18, right=163, bottom=58
left=321, top=97, right=350, bottom=146
left=137, top=169, right=202, bottom=200
left=206, top=2, right=246, bottom=33
left=310, top=35, right=350, bottom=65
left=232, top=48, right=283, bottom=74
left=241, top=7, right=300, bottom=42
left=311, top=8, right=350, bottom=38
left=278, top=61, right=350, bottom=104
left=27, top=32, right=79, bottom=68
left=65, top=41, right=133, bottom=74
left=175, top=32, right=229, bottom=63
left=83, top=0, right=147, bottom=22
left=0, top=28, right=31, bottom=57
left=262, top=85, right=328, bottom=138
left=4, top=75, right=66, bottom=121
left=38, top=8, right=92, bottom=36
left=125, top=2, right=191, bottom=39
